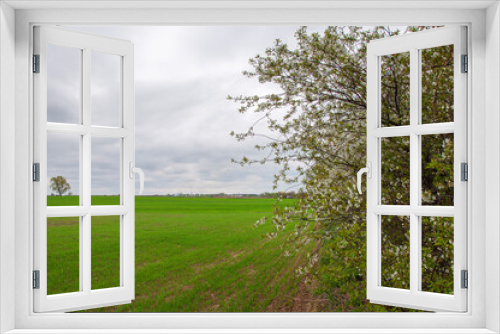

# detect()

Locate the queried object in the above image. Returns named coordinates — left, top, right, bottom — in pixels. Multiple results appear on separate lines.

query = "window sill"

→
left=4, top=329, right=497, bottom=334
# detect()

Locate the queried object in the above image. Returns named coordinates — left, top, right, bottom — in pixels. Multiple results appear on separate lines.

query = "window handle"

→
left=357, top=162, right=372, bottom=195
left=129, top=162, right=145, bottom=195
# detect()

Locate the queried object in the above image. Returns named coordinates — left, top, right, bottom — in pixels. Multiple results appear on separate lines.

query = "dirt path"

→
left=265, top=245, right=331, bottom=312
left=289, top=275, right=330, bottom=312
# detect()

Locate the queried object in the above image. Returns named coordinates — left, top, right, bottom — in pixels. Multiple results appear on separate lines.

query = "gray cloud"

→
left=47, top=44, right=81, bottom=124
left=47, top=133, right=80, bottom=195
left=91, top=51, right=121, bottom=127
left=48, top=26, right=328, bottom=195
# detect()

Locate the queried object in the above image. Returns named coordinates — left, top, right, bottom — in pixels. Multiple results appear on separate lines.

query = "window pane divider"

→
left=372, top=126, right=412, bottom=138
left=413, top=122, right=454, bottom=135
left=47, top=122, right=130, bottom=137
left=372, top=205, right=411, bottom=215
left=372, top=205, right=454, bottom=217
left=82, top=47, right=92, bottom=295
left=46, top=205, right=130, bottom=217
left=409, top=46, right=420, bottom=296
left=46, top=206, right=89, bottom=217
left=373, top=123, right=454, bottom=138
left=412, top=206, right=455, bottom=217
left=90, top=205, right=131, bottom=216
left=46, top=123, right=87, bottom=135
left=91, top=126, right=130, bottom=138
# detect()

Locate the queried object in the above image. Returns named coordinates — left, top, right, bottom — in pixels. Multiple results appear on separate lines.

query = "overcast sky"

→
left=46, top=26, right=330, bottom=196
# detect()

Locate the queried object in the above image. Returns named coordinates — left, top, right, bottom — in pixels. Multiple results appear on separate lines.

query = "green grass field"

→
left=47, top=196, right=313, bottom=312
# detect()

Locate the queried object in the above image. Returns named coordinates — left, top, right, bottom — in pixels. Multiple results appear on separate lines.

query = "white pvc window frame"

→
left=366, top=26, right=467, bottom=312
left=33, top=26, right=135, bottom=312
left=4, top=3, right=496, bottom=333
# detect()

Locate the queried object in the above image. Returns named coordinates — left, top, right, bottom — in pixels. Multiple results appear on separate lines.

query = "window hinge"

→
left=33, top=54, right=40, bottom=73
left=33, top=270, right=40, bottom=289
left=461, top=270, right=468, bottom=289
left=461, top=162, right=468, bottom=181
left=461, top=54, right=468, bottom=73
left=33, top=163, right=40, bottom=182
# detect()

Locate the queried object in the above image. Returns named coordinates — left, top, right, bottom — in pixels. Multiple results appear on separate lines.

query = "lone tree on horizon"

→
left=50, top=176, right=71, bottom=196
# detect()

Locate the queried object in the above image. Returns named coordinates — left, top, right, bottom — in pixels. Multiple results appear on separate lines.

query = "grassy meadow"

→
left=47, top=196, right=317, bottom=312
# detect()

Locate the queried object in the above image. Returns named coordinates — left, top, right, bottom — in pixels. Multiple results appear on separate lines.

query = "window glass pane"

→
left=421, top=134, right=454, bottom=206
left=421, top=216, right=454, bottom=294
left=92, top=215, right=121, bottom=290
left=421, top=45, right=454, bottom=124
left=91, top=52, right=121, bottom=127
left=47, top=44, right=81, bottom=124
left=47, top=217, right=80, bottom=295
left=380, top=52, right=410, bottom=127
left=91, top=137, right=121, bottom=205
left=47, top=133, right=80, bottom=205
left=381, top=215, right=410, bottom=290
left=381, top=136, right=410, bottom=205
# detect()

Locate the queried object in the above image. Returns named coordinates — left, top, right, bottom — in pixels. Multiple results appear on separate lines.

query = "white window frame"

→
left=33, top=26, right=136, bottom=313
left=365, top=26, right=468, bottom=312
left=1, top=1, right=499, bottom=333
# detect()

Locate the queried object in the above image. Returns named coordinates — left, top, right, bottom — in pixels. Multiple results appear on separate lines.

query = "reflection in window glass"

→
left=421, top=45, right=454, bottom=124
left=381, top=136, right=410, bottom=205
left=47, top=217, right=80, bottom=295
left=91, top=216, right=121, bottom=290
left=47, top=133, right=80, bottom=206
left=421, top=217, right=454, bottom=294
left=91, top=137, right=121, bottom=205
left=47, top=44, right=81, bottom=124
left=380, top=52, right=410, bottom=127
left=91, top=51, right=121, bottom=127
left=421, top=134, right=454, bottom=206
left=381, top=215, right=410, bottom=290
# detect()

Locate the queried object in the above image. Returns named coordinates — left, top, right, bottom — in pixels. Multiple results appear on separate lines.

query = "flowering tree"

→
left=230, top=26, right=454, bottom=311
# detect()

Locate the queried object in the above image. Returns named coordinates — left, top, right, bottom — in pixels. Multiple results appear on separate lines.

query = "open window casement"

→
left=361, top=26, right=467, bottom=312
left=33, top=26, right=141, bottom=312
